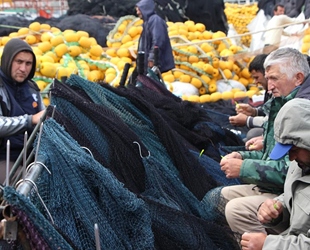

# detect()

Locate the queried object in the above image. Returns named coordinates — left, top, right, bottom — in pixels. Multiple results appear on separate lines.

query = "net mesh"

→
left=11, top=119, right=154, bottom=249
left=60, top=75, right=221, bottom=199
left=1, top=74, right=243, bottom=249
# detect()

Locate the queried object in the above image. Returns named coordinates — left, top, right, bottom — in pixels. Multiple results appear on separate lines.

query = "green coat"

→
left=238, top=89, right=299, bottom=194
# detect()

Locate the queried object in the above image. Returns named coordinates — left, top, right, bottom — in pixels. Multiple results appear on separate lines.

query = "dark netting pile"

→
left=66, top=0, right=228, bottom=34
left=2, top=74, right=243, bottom=249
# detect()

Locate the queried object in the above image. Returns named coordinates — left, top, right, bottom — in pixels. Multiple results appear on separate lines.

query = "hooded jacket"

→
left=0, top=38, right=45, bottom=160
left=136, top=0, right=175, bottom=73
left=263, top=161, right=310, bottom=249
left=262, top=98, right=310, bottom=249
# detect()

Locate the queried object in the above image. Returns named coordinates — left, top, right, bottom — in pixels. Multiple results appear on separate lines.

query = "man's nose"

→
left=19, top=63, right=27, bottom=71
left=267, top=80, right=273, bottom=90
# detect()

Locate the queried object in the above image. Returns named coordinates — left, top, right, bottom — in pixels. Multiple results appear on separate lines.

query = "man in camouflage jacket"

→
left=219, top=48, right=310, bottom=235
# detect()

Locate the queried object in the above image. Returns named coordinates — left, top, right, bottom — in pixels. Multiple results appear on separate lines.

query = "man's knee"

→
left=220, top=186, right=229, bottom=202
left=225, top=198, right=243, bottom=225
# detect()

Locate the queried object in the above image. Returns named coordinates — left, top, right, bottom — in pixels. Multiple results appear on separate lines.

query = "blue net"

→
left=29, top=119, right=154, bottom=249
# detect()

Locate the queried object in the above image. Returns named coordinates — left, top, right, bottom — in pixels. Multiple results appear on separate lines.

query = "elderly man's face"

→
left=289, top=146, right=310, bottom=170
left=11, top=51, right=33, bottom=83
left=136, top=6, right=142, bottom=18
left=265, top=64, right=303, bottom=97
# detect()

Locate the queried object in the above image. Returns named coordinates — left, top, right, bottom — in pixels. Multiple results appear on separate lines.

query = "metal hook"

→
left=34, top=122, right=44, bottom=165
left=133, top=141, right=150, bottom=158
left=23, top=132, right=28, bottom=182
left=55, top=68, right=59, bottom=80
left=6, top=140, right=10, bottom=186
left=25, top=161, right=51, bottom=176
left=94, top=223, right=101, bottom=250
left=24, top=178, right=54, bottom=225
left=81, top=146, right=94, bottom=158
left=51, top=105, right=56, bottom=119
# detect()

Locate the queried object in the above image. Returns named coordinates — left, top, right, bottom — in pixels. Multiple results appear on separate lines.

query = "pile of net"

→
left=2, top=74, right=243, bottom=249
left=67, top=0, right=228, bottom=33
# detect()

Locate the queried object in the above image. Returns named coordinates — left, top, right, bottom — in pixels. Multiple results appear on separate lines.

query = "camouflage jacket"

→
left=238, top=88, right=299, bottom=194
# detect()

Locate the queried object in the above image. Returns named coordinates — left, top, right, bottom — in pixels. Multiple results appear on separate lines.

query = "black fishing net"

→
left=144, top=196, right=241, bottom=250
left=66, top=0, right=228, bottom=33
left=62, top=75, right=218, bottom=200
left=123, top=74, right=244, bottom=161
left=50, top=81, right=148, bottom=194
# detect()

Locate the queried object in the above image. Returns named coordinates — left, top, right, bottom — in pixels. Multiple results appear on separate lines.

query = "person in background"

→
left=220, top=47, right=310, bottom=236
left=0, top=38, right=45, bottom=184
left=263, top=4, right=305, bottom=53
left=135, top=0, right=175, bottom=74
left=273, top=3, right=285, bottom=16
left=229, top=54, right=270, bottom=147
left=241, top=98, right=310, bottom=250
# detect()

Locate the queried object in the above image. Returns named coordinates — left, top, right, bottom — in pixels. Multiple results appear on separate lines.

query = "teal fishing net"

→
left=28, top=119, right=154, bottom=249
left=1, top=74, right=243, bottom=249
left=66, top=75, right=178, bottom=173
left=3, top=186, right=74, bottom=249
left=53, top=76, right=217, bottom=200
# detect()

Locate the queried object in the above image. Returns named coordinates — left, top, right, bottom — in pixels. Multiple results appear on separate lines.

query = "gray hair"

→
left=264, top=47, right=310, bottom=80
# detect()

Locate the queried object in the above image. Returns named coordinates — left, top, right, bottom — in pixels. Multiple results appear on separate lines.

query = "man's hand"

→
left=220, top=157, right=243, bottom=178
left=229, top=113, right=248, bottom=126
left=258, top=199, right=282, bottom=224
left=223, top=152, right=243, bottom=159
left=241, top=233, right=267, bottom=250
left=32, top=110, right=45, bottom=125
left=236, top=103, right=256, bottom=116
left=245, top=136, right=264, bottom=151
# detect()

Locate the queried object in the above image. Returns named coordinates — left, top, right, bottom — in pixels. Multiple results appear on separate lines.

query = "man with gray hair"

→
left=220, top=47, right=310, bottom=235
left=241, top=98, right=310, bottom=249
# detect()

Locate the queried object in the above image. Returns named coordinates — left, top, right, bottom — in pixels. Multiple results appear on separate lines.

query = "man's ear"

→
left=295, top=72, right=305, bottom=86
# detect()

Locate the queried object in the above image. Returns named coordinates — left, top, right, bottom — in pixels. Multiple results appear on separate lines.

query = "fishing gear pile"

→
left=1, top=73, right=243, bottom=249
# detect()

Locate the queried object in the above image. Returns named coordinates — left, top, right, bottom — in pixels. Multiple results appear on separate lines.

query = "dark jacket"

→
left=136, top=0, right=175, bottom=73
left=0, top=38, right=45, bottom=160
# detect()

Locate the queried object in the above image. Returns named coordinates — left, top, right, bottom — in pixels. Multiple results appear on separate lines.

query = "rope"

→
left=107, top=15, right=140, bottom=44
left=0, top=24, right=44, bottom=35
left=173, top=64, right=211, bottom=91
left=172, top=19, right=310, bottom=47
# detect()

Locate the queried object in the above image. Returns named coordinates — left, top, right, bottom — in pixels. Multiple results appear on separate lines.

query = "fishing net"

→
left=143, top=191, right=241, bottom=249
left=2, top=117, right=240, bottom=249
left=50, top=82, right=147, bottom=194
left=23, top=119, right=154, bottom=249
left=191, top=150, right=241, bottom=186
left=3, top=186, right=75, bottom=250
left=118, top=76, right=244, bottom=161
left=61, top=75, right=217, bottom=200
left=1, top=73, right=245, bottom=249
left=136, top=73, right=180, bottom=100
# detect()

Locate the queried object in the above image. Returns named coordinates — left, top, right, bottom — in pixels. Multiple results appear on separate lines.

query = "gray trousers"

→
left=221, top=184, right=278, bottom=234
